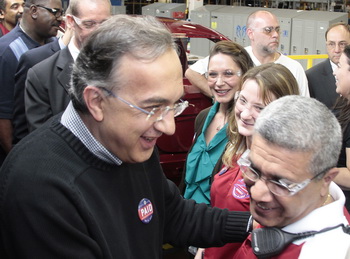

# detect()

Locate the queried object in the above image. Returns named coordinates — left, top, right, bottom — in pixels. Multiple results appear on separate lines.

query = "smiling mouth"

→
left=257, top=203, right=270, bottom=210
left=257, top=203, right=277, bottom=211
left=215, top=89, right=230, bottom=94
left=143, top=136, right=156, bottom=142
left=241, top=119, right=254, bottom=126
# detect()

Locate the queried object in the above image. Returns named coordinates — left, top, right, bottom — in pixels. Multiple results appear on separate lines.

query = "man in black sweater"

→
left=0, top=15, right=251, bottom=258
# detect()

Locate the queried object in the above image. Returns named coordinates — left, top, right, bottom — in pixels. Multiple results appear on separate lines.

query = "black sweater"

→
left=0, top=115, right=249, bottom=258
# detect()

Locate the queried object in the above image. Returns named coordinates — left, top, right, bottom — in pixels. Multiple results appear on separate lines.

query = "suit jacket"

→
left=306, top=59, right=339, bottom=109
left=25, top=47, right=73, bottom=132
left=12, top=39, right=61, bottom=144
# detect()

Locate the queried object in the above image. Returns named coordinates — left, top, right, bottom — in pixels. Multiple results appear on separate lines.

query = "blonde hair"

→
left=222, top=63, right=300, bottom=167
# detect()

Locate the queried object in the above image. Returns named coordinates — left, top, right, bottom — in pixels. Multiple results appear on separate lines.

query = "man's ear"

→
left=30, top=5, right=39, bottom=19
left=246, top=27, right=254, bottom=41
left=65, top=14, right=75, bottom=30
left=83, top=86, right=104, bottom=122
left=320, top=168, right=339, bottom=196
left=324, top=168, right=339, bottom=183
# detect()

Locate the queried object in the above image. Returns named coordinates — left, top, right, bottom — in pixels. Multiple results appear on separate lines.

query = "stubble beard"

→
left=262, top=44, right=278, bottom=55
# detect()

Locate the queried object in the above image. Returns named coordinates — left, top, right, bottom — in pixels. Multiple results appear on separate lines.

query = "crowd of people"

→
left=0, top=2, right=350, bottom=258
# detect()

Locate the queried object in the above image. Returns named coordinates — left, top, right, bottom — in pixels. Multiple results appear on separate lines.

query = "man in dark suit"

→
left=306, top=23, right=350, bottom=109
left=23, top=0, right=111, bottom=136
left=25, top=40, right=74, bottom=132
left=12, top=28, right=72, bottom=144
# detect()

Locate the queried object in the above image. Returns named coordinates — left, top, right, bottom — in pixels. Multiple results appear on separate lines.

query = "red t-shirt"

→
left=205, top=162, right=250, bottom=259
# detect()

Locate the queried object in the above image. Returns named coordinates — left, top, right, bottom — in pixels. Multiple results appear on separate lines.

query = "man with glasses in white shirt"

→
left=185, top=10, right=309, bottom=98
left=306, top=23, right=350, bottom=109
left=233, top=96, right=350, bottom=259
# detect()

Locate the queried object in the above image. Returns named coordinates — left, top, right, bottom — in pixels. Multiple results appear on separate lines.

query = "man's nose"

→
left=250, top=178, right=274, bottom=202
left=334, top=44, right=341, bottom=52
left=154, top=113, right=176, bottom=136
left=18, top=5, right=24, bottom=13
left=272, top=30, right=279, bottom=38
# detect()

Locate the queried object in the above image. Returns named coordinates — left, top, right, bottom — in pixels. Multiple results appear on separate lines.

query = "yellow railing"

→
left=287, top=54, right=329, bottom=70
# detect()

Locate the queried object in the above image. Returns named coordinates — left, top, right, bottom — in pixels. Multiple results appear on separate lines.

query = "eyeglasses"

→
left=326, top=41, right=348, bottom=50
left=237, top=149, right=326, bottom=197
left=257, top=26, right=280, bottom=35
left=35, top=5, right=63, bottom=18
left=101, top=88, right=190, bottom=122
left=71, top=15, right=105, bottom=30
left=206, top=70, right=242, bottom=82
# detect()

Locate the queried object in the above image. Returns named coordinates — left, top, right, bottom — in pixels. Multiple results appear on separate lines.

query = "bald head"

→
left=247, top=10, right=278, bottom=29
left=68, top=0, right=111, bottom=17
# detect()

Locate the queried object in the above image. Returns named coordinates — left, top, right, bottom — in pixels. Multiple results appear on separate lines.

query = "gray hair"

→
left=254, top=95, right=342, bottom=177
left=70, top=15, right=176, bottom=113
left=0, top=0, right=6, bottom=12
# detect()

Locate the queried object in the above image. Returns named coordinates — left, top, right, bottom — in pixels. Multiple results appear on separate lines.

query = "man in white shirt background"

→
left=185, top=10, right=309, bottom=97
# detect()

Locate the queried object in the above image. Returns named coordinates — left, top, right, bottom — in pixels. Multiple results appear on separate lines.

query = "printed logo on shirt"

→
left=138, top=198, right=153, bottom=224
left=232, top=179, right=250, bottom=199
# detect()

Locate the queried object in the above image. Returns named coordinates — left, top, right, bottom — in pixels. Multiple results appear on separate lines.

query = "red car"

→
left=157, top=18, right=230, bottom=186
